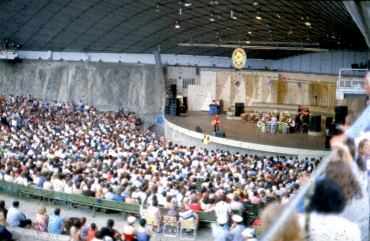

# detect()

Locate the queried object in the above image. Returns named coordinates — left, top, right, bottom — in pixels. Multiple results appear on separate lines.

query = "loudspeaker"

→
left=170, top=104, right=179, bottom=116
left=360, top=62, right=368, bottom=69
left=215, top=131, right=225, bottom=137
left=168, top=98, right=179, bottom=106
left=195, top=126, right=202, bottom=133
left=180, top=106, right=186, bottom=114
left=351, top=63, right=359, bottom=69
left=183, top=97, right=188, bottom=111
left=235, top=103, right=244, bottom=117
left=195, top=67, right=200, bottom=75
left=325, top=117, right=333, bottom=128
left=309, top=115, right=321, bottom=132
left=328, top=124, right=340, bottom=135
left=165, top=97, right=170, bottom=106
left=218, top=100, right=223, bottom=114
left=334, top=106, right=348, bottom=124
left=165, top=106, right=170, bottom=115
left=168, top=84, right=177, bottom=97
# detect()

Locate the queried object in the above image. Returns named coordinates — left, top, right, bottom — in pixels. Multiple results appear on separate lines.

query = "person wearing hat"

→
left=241, top=228, right=258, bottom=241
left=228, top=215, right=245, bottom=241
left=122, top=216, right=136, bottom=241
left=212, top=216, right=229, bottom=241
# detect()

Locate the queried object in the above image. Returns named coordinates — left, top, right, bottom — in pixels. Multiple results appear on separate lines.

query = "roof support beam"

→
left=178, top=43, right=329, bottom=52
left=343, top=1, right=370, bottom=49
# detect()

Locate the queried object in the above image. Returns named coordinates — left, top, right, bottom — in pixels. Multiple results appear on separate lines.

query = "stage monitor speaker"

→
left=309, top=115, right=321, bottom=132
left=195, top=126, right=202, bottom=133
left=180, top=106, right=186, bottom=114
left=215, top=131, right=225, bottom=137
left=325, top=117, right=333, bottom=128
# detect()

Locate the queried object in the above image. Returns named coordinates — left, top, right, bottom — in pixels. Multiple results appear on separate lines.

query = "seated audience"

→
left=6, top=201, right=32, bottom=228
left=35, top=206, right=49, bottom=232
left=122, top=216, right=136, bottom=241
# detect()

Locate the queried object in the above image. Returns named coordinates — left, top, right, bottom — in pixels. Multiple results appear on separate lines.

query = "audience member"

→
left=48, top=208, right=68, bottom=234
left=122, top=216, right=136, bottom=241
left=305, top=178, right=361, bottom=241
left=35, top=206, right=49, bottom=232
left=6, top=201, right=32, bottom=228
left=136, top=218, right=152, bottom=241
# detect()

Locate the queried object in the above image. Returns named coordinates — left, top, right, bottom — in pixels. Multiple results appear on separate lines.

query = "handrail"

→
left=259, top=148, right=337, bottom=241
left=336, top=68, right=367, bottom=94
left=0, top=181, right=216, bottom=222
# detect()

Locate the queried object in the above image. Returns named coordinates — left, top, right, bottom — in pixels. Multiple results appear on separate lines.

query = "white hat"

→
left=242, top=228, right=254, bottom=238
left=169, top=189, right=179, bottom=196
left=127, top=216, right=136, bottom=224
left=217, top=216, right=227, bottom=224
left=232, top=215, right=243, bottom=223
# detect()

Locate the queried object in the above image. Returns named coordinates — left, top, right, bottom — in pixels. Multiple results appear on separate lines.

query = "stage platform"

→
left=164, top=111, right=330, bottom=159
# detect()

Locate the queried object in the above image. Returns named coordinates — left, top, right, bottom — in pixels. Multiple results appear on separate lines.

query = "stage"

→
left=164, top=111, right=330, bottom=158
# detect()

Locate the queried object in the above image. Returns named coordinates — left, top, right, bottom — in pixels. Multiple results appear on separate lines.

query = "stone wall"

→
left=0, top=60, right=165, bottom=114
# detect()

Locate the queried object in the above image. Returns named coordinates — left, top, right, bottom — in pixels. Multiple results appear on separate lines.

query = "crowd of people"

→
left=0, top=71, right=368, bottom=241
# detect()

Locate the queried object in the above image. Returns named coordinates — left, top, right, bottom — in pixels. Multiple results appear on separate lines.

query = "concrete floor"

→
left=165, top=111, right=327, bottom=151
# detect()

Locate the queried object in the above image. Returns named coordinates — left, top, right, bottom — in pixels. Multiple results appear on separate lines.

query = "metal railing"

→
left=337, top=68, right=367, bottom=92
left=259, top=148, right=338, bottom=241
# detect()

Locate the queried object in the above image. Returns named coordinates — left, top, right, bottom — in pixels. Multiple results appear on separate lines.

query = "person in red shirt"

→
left=87, top=223, right=98, bottom=241
left=189, top=196, right=202, bottom=211
left=211, top=115, right=220, bottom=133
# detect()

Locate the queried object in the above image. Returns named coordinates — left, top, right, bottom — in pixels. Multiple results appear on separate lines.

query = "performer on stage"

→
left=212, top=114, right=220, bottom=133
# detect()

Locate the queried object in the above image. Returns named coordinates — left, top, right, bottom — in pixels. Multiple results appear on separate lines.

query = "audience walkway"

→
left=0, top=189, right=214, bottom=241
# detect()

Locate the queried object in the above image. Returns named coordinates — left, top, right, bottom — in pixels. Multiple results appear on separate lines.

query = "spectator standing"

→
left=6, top=201, right=32, bottom=228
left=228, top=215, right=245, bottom=241
left=212, top=217, right=228, bottom=241
left=271, top=115, right=277, bottom=134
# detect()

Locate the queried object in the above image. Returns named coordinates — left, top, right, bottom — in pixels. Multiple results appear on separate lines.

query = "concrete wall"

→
left=273, top=51, right=369, bottom=75
left=0, top=60, right=164, bottom=113
left=164, top=117, right=329, bottom=159
left=18, top=50, right=368, bottom=76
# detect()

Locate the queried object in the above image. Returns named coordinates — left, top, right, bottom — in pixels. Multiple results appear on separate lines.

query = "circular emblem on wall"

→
left=232, top=48, right=247, bottom=69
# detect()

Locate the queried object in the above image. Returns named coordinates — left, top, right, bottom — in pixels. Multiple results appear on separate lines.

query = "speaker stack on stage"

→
left=179, top=96, right=187, bottom=117
left=325, top=106, right=348, bottom=148
left=165, top=84, right=180, bottom=116
left=235, top=102, right=245, bottom=117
